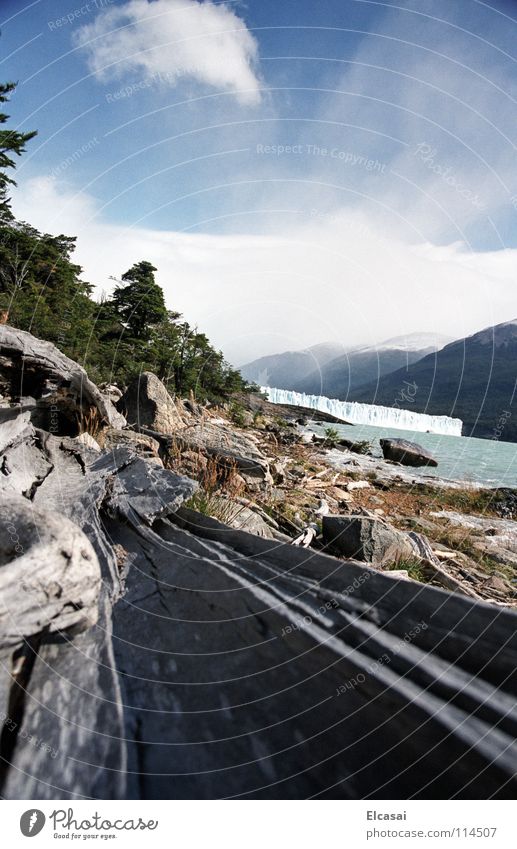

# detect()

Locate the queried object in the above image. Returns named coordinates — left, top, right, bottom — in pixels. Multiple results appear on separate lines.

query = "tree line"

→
left=0, top=80, right=248, bottom=399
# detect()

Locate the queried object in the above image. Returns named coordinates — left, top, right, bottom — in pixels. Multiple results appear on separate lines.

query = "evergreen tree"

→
left=0, top=81, right=37, bottom=221
left=111, top=261, right=167, bottom=339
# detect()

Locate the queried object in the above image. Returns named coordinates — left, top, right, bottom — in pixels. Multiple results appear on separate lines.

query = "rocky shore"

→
left=0, top=326, right=516, bottom=799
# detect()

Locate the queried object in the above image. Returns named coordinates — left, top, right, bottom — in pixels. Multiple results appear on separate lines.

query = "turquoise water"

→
left=312, top=421, right=517, bottom=488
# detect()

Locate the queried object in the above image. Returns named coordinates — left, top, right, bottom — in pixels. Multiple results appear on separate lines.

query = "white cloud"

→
left=12, top=178, right=517, bottom=365
left=73, top=0, right=261, bottom=105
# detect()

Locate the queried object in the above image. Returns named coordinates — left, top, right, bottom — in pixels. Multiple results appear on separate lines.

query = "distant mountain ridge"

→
left=294, top=333, right=452, bottom=397
left=240, top=333, right=452, bottom=397
left=239, top=342, right=346, bottom=389
left=348, top=319, right=517, bottom=441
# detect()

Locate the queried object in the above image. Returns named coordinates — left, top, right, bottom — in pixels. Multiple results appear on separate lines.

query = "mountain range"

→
left=241, top=321, right=517, bottom=441
left=293, top=333, right=452, bottom=397
left=241, top=333, right=451, bottom=396
left=239, top=342, right=346, bottom=390
left=349, top=320, right=517, bottom=441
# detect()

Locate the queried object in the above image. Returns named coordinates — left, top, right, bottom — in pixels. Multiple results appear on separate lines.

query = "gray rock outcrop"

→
left=118, top=371, right=187, bottom=434
left=322, top=514, right=416, bottom=563
left=177, top=420, right=272, bottom=485
left=103, top=427, right=161, bottom=463
left=119, top=373, right=272, bottom=484
left=0, top=324, right=125, bottom=432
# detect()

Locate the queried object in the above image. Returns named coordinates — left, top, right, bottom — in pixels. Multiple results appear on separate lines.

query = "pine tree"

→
left=0, top=81, right=37, bottom=221
left=111, top=261, right=167, bottom=339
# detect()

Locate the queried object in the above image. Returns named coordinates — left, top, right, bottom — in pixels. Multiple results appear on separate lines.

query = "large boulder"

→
left=119, top=371, right=187, bottom=434
left=322, top=514, right=416, bottom=564
left=0, top=324, right=125, bottom=432
left=380, top=437, right=438, bottom=467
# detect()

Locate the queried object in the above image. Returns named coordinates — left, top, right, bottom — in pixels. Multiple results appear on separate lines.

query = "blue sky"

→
left=2, top=0, right=517, bottom=362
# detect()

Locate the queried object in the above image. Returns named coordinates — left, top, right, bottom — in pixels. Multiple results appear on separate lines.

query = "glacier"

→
left=262, top=387, right=463, bottom=436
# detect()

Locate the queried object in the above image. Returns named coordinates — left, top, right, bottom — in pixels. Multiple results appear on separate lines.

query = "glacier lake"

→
left=311, top=420, right=517, bottom=488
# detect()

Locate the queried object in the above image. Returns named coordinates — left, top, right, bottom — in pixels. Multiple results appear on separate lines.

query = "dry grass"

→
left=76, top=406, right=103, bottom=440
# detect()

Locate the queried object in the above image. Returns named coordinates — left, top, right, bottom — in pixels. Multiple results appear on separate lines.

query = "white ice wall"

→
left=263, top=387, right=463, bottom=436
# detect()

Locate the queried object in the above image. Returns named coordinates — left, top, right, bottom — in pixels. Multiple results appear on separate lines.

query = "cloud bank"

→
left=74, top=0, right=261, bottom=105
left=12, top=177, right=517, bottom=365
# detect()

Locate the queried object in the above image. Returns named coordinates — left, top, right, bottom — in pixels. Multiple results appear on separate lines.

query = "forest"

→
left=0, top=80, right=248, bottom=400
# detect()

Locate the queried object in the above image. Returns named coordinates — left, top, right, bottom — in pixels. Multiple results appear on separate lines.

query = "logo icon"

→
left=20, top=810, right=46, bottom=837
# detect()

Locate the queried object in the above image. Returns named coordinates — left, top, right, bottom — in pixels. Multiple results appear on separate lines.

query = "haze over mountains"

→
left=294, top=333, right=452, bottom=398
left=239, top=342, right=347, bottom=390
left=241, top=333, right=452, bottom=397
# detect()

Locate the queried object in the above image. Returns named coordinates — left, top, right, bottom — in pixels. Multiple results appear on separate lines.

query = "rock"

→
left=270, top=460, right=287, bottom=484
left=300, top=431, right=316, bottom=444
left=384, top=569, right=411, bottom=581
left=346, top=480, right=371, bottom=491
left=430, top=510, right=517, bottom=568
left=487, top=488, right=517, bottom=520
left=99, top=382, right=123, bottom=403
left=103, top=427, right=161, bottom=463
left=380, top=438, right=438, bottom=467
left=239, top=410, right=255, bottom=428
left=119, top=371, right=187, bottom=435
left=104, top=453, right=197, bottom=526
left=0, top=494, right=101, bottom=646
left=336, top=438, right=372, bottom=455
left=311, top=433, right=326, bottom=444
left=205, top=497, right=275, bottom=538
left=0, top=324, right=125, bottom=432
left=484, top=575, right=510, bottom=593
left=176, top=420, right=272, bottom=485
left=322, top=514, right=416, bottom=564
left=0, top=407, right=31, bottom=452
left=75, top=431, right=101, bottom=452
left=183, top=398, right=203, bottom=417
